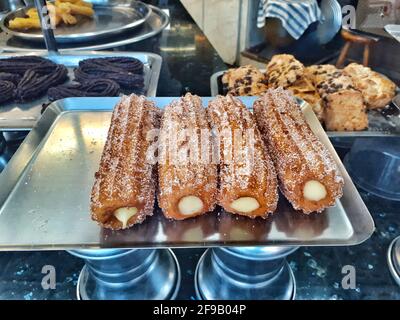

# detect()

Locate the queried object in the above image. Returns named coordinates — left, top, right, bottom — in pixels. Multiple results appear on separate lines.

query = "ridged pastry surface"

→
left=90, top=94, right=160, bottom=229
left=254, top=88, right=344, bottom=213
left=158, top=93, right=218, bottom=220
left=207, top=95, right=278, bottom=218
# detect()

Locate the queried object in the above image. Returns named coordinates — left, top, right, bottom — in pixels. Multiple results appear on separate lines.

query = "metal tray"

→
left=210, top=70, right=400, bottom=138
left=0, top=4, right=168, bottom=52
left=385, top=24, right=400, bottom=43
left=0, top=51, right=162, bottom=130
left=0, top=0, right=152, bottom=44
left=0, top=97, right=375, bottom=250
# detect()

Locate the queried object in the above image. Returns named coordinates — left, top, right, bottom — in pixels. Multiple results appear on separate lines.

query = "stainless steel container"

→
left=195, top=246, right=298, bottom=300
left=69, top=249, right=181, bottom=300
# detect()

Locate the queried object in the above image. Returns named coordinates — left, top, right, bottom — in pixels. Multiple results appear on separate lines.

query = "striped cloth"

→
left=257, top=0, right=323, bottom=39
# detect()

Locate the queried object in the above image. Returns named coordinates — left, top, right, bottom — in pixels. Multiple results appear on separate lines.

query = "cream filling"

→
left=114, top=207, right=138, bottom=229
left=303, top=180, right=327, bottom=202
left=230, top=197, right=260, bottom=213
left=178, top=196, right=204, bottom=216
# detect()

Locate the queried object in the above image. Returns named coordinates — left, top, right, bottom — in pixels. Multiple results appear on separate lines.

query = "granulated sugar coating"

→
left=207, top=94, right=278, bottom=218
left=158, top=93, right=218, bottom=220
left=90, top=94, right=160, bottom=230
left=254, top=88, right=344, bottom=214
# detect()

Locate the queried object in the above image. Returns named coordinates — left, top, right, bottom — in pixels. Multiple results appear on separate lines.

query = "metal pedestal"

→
left=388, top=236, right=400, bottom=286
left=195, top=246, right=298, bottom=300
left=68, top=249, right=181, bottom=300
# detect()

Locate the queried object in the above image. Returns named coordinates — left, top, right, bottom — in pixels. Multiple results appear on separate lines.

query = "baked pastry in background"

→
left=305, top=65, right=368, bottom=131
left=304, top=64, right=338, bottom=85
left=227, top=82, right=269, bottom=96
left=266, top=54, right=304, bottom=88
left=158, top=93, right=218, bottom=220
left=207, top=95, right=278, bottom=218
left=343, top=63, right=396, bottom=110
left=266, top=55, right=323, bottom=121
left=90, top=95, right=160, bottom=230
left=222, top=65, right=268, bottom=96
left=254, top=88, right=344, bottom=214
left=286, top=77, right=324, bottom=121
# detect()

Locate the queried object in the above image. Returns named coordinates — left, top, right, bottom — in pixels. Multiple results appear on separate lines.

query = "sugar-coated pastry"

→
left=158, top=93, right=218, bottom=220
left=253, top=88, right=344, bottom=214
left=207, top=95, right=278, bottom=218
left=90, top=94, right=160, bottom=230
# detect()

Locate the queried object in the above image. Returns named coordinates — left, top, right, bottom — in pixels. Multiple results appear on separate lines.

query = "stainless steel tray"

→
left=0, top=97, right=374, bottom=250
left=0, top=51, right=162, bottom=130
left=210, top=70, right=400, bottom=138
left=0, top=0, right=151, bottom=44
left=0, top=4, right=168, bottom=52
left=385, top=24, right=400, bottom=43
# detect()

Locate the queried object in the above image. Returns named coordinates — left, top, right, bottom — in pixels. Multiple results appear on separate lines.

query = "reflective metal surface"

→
left=69, top=248, right=180, bottom=300
left=0, top=5, right=169, bottom=52
left=0, top=96, right=374, bottom=250
left=387, top=235, right=400, bottom=287
left=0, top=0, right=152, bottom=43
left=0, top=0, right=25, bottom=15
left=195, top=246, right=297, bottom=300
left=315, top=0, right=342, bottom=45
left=344, top=137, right=400, bottom=201
left=210, top=70, right=400, bottom=137
left=0, top=51, right=162, bottom=130
left=385, top=24, right=400, bottom=42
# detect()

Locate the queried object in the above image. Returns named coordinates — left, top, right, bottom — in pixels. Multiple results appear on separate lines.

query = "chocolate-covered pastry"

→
left=48, top=79, right=120, bottom=101
left=74, top=57, right=144, bottom=91
left=0, top=72, right=22, bottom=85
left=0, top=56, right=55, bottom=75
left=15, top=64, right=68, bottom=102
left=0, top=81, right=15, bottom=104
left=78, top=57, right=144, bottom=74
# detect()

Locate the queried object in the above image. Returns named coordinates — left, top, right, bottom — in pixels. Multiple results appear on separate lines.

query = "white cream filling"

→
left=114, top=207, right=138, bottom=229
left=303, top=180, right=327, bottom=202
left=230, top=197, right=260, bottom=213
left=178, top=196, right=204, bottom=216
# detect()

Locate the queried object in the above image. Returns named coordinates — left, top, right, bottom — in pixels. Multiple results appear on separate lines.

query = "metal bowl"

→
left=344, top=136, right=400, bottom=201
left=0, top=0, right=152, bottom=44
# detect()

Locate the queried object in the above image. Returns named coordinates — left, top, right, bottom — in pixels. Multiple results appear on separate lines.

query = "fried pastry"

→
left=0, top=81, right=15, bottom=104
left=48, top=79, right=120, bottom=101
left=207, top=95, right=278, bottom=218
left=253, top=88, right=344, bottom=214
left=90, top=95, right=160, bottom=230
left=343, top=63, right=396, bottom=109
left=158, top=93, right=218, bottom=220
